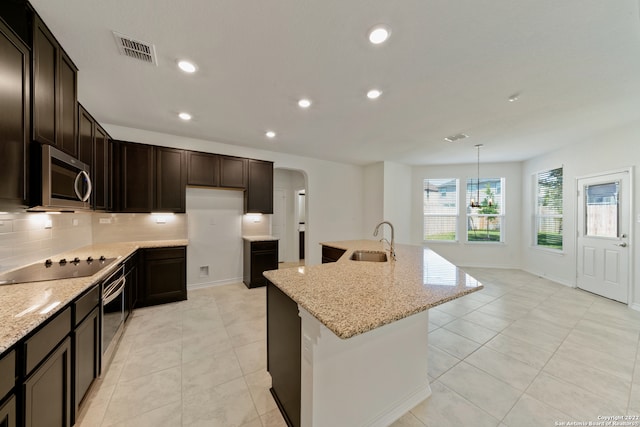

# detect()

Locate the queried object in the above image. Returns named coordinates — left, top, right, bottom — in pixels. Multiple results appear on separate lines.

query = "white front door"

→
left=576, top=171, right=631, bottom=303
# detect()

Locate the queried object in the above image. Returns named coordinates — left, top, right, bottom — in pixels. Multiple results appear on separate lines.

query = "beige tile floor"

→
left=76, top=268, right=640, bottom=427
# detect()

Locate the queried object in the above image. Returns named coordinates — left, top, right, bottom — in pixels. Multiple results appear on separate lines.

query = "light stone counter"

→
left=263, top=239, right=482, bottom=339
left=0, top=239, right=188, bottom=354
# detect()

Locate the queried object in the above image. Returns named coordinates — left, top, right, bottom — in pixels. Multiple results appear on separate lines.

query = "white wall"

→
left=411, top=161, right=523, bottom=268
left=522, top=121, right=640, bottom=309
left=185, top=187, right=244, bottom=288
left=363, top=163, right=384, bottom=240
left=383, top=162, right=413, bottom=244
left=104, top=124, right=366, bottom=265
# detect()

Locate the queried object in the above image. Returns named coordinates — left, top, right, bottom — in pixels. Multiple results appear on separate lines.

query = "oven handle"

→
left=103, top=275, right=126, bottom=305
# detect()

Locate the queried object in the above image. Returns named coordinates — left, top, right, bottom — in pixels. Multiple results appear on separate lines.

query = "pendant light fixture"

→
left=470, top=144, right=492, bottom=208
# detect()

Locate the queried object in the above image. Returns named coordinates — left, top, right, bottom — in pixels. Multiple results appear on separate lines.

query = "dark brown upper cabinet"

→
left=114, top=141, right=186, bottom=213
left=94, top=124, right=111, bottom=211
left=155, top=146, right=186, bottom=212
left=114, top=141, right=154, bottom=212
left=0, top=17, right=30, bottom=207
left=219, top=155, right=247, bottom=189
left=32, top=15, right=78, bottom=157
left=78, top=104, right=111, bottom=210
left=245, top=159, right=274, bottom=214
left=187, top=151, right=219, bottom=187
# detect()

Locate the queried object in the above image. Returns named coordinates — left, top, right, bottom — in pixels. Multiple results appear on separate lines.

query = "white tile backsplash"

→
left=0, top=212, right=92, bottom=273
left=0, top=211, right=189, bottom=273
left=92, top=213, right=188, bottom=243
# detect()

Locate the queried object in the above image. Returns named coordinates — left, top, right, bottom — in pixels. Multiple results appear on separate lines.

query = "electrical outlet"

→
left=637, top=214, right=640, bottom=223
left=99, top=218, right=111, bottom=224
left=72, top=218, right=79, bottom=226
left=44, top=219, right=53, bottom=229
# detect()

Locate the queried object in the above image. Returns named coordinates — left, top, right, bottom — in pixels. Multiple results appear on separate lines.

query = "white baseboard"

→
left=187, top=277, right=243, bottom=290
left=630, top=303, right=640, bottom=313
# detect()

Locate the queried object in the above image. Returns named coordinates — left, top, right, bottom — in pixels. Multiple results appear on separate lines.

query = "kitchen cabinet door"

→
left=219, top=155, right=247, bottom=189
left=187, top=151, right=219, bottom=187
left=77, top=105, right=93, bottom=168
left=139, top=247, right=187, bottom=307
left=0, top=18, right=29, bottom=207
left=32, top=16, right=78, bottom=157
left=73, top=308, right=99, bottom=418
left=155, top=147, right=186, bottom=213
left=93, top=125, right=110, bottom=211
left=243, top=240, right=278, bottom=288
left=245, top=159, right=273, bottom=214
left=24, top=337, right=72, bottom=427
left=0, top=395, right=16, bottom=427
left=115, top=141, right=154, bottom=212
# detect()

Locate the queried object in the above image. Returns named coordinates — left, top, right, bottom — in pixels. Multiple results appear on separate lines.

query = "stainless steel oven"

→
left=102, top=265, right=126, bottom=371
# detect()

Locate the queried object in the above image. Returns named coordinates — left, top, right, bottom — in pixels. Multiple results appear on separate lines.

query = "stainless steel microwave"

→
left=30, top=144, right=92, bottom=211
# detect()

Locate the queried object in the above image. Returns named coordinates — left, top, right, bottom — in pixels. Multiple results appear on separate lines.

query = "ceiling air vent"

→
left=443, top=133, right=469, bottom=143
left=112, top=31, right=158, bottom=65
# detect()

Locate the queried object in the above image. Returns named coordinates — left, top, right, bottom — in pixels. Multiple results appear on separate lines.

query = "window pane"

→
left=424, top=216, right=457, bottom=240
left=535, top=167, right=563, bottom=250
left=466, top=178, right=502, bottom=214
left=585, top=182, right=619, bottom=238
left=424, top=179, right=458, bottom=241
left=537, top=217, right=562, bottom=249
left=467, top=216, right=502, bottom=242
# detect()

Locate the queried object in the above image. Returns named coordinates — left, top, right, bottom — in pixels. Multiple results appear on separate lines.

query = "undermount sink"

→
left=350, top=250, right=388, bottom=262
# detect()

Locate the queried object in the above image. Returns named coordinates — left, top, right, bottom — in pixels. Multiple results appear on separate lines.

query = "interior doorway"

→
left=273, top=168, right=307, bottom=265
left=576, top=170, right=632, bottom=303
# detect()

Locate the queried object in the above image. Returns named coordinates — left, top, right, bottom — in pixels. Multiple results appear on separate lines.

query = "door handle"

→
left=614, top=242, right=628, bottom=247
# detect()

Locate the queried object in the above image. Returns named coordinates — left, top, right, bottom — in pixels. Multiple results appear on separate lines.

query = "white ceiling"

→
left=29, top=0, right=640, bottom=166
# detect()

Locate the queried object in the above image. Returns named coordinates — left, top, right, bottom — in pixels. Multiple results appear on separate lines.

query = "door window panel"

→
left=585, top=182, right=619, bottom=238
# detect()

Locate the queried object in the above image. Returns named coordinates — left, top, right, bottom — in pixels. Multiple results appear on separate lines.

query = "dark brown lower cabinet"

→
left=0, top=395, right=16, bottom=427
left=266, top=281, right=301, bottom=427
left=138, top=247, right=187, bottom=307
left=73, top=308, right=99, bottom=417
left=243, top=240, right=278, bottom=288
left=24, top=337, right=71, bottom=427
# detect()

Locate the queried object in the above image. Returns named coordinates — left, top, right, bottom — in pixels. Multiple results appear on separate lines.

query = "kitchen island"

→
left=263, top=240, right=483, bottom=427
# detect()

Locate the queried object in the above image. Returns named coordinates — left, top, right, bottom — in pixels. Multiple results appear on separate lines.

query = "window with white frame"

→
left=466, top=177, right=505, bottom=242
left=535, top=167, right=563, bottom=250
left=423, top=179, right=458, bottom=241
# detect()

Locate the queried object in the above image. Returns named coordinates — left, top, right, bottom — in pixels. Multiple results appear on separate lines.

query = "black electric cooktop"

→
left=0, top=256, right=117, bottom=285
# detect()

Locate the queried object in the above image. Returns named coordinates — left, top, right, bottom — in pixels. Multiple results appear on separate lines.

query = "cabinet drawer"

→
left=144, top=247, right=185, bottom=261
left=252, top=241, right=277, bottom=252
left=0, top=349, right=15, bottom=400
left=74, top=285, right=99, bottom=326
left=25, top=307, right=71, bottom=375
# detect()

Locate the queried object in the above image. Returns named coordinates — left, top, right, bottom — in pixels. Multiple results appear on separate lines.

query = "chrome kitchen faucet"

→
left=373, top=221, right=396, bottom=261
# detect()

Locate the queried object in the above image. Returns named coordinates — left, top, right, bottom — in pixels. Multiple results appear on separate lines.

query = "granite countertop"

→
left=263, top=240, right=483, bottom=339
left=242, top=235, right=279, bottom=242
left=0, top=239, right=188, bottom=354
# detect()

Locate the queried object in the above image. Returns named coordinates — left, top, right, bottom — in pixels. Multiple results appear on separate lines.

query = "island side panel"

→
left=267, top=280, right=301, bottom=427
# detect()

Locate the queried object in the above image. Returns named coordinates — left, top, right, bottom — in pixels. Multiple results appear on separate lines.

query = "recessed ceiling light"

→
left=367, top=89, right=382, bottom=99
left=265, top=131, right=276, bottom=139
left=298, top=98, right=311, bottom=108
left=178, top=112, right=192, bottom=121
left=177, top=60, right=197, bottom=73
left=368, top=25, right=391, bottom=44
